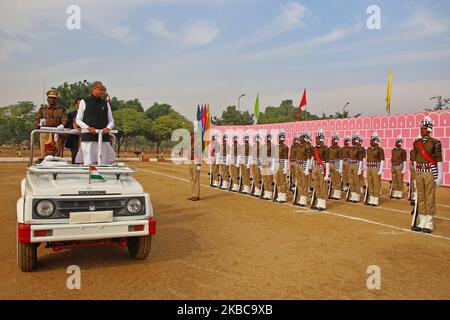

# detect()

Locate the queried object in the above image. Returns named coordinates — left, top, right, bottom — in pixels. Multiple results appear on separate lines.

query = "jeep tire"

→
left=127, top=235, right=151, bottom=260
left=17, top=241, right=38, bottom=272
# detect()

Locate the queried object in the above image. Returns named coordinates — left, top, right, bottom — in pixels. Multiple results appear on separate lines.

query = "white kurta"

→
left=75, top=99, right=116, bottom=165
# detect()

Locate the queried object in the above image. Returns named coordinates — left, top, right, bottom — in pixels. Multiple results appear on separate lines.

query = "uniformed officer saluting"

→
left=411, top=117, right=443, bottom=233
left=391, top=136, right=407, bottom=199
left=366, top=132, right=385, bottom=206
left=35, top=89, right=68, bottom=158
left=311, top=129, right=330, bottom=211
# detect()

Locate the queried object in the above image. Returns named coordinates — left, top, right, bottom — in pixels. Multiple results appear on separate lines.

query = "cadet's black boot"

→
left=411, top=226, right=422, bottom=232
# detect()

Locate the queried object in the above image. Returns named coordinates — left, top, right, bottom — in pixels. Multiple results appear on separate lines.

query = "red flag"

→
left=297, top=89, right=307, bottom=121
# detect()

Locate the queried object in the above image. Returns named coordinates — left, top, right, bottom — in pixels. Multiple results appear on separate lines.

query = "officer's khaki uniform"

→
left=409, top=149, right=416, bottom=198
left=342, top=144, right=351, bottom=189
left=412, top=137, right=442, bottom=225
left=189, top=135, right=200, bottom=198
left=329, top=145, right=343, bottom=197
left=367, top=146, right=385, bottom=202
left=348, top=144, right=365, bottom=202
left=289, top=141, right=298, bottom=189
left=294, top=141, right=311, bottom=205
left=312, top=143, right=330, bottom=209
left=306, top=143, right=313, bottom=192
left=230, top=141, right=239, bottom=189
left=211, top=142, right=219, bottom=184
left=250, top=143, right=262, bottom=192
left=261, top=143, right=273, bottom=195
left=219, top=141, right=229, bottom=188
left=391, top=147, right=407, bottom=196
left=276, top=142, right=289, bottom=194
left=358, top=146, right=366, bottom=193
left=35, top=105, right=68, bottom=157
left=240, top=143, right=251, bottom=191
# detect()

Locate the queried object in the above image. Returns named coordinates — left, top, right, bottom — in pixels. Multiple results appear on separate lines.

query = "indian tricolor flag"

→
left=89, top=165, right=105, bottom=183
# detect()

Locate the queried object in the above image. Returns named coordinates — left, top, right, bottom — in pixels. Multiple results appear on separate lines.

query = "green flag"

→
left=254, top=93, right=260, bottom=123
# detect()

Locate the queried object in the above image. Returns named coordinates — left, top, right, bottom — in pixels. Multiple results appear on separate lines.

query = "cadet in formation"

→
left=311, top=130, right=330, bottom=211
left=366, top=132, right=385, bottom=206
left=274, top=131, right=289, bottom=203
left=391, top=136, right=407, bottom=199
left=329, top=132, right=343, bottom=200
left=411, top=117, right=443, bottom=234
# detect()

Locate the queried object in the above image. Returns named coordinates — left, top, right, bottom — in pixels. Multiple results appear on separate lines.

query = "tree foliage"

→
left=212, top=106, right=254, bottom=125
left=0, top=101, right=36, bottom=144
left=425, top=96, right=450, bottom=111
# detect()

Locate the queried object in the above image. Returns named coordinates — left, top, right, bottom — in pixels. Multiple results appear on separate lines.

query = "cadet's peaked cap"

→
left=46, top=89, right=58, bottom=98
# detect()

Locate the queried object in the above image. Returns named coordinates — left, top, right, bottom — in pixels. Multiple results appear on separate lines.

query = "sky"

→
left=0, top=0, right=449, bottom=120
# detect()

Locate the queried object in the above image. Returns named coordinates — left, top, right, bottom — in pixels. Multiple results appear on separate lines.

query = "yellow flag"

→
left=386, top=68, right=392, bottom=114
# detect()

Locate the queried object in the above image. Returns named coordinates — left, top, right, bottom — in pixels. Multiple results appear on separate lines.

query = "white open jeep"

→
left=16, top=128, right=156, bottom=272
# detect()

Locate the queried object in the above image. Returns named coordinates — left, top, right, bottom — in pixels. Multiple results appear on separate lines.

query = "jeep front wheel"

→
left=127, top=236, right=151, bottom=260
left=17, top=241, right=38, bottom=272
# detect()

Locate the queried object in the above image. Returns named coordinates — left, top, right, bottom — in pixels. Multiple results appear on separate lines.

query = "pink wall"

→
left=212, top=110, right=450, bottom=187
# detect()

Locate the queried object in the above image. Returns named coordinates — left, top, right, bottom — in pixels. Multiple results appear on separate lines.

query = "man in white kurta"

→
left=75, top=81, right=116, bottom=165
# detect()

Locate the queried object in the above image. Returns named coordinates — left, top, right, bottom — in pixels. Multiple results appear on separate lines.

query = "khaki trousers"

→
left=391, top=167, right=404, bottom=192
left=330, top=163, right=341, bottom=191
left=295, top=165, right=309, bottom=198
left=220, top=164, right=229, bottom=181
left=211, top=163, right=219, bottom=182
left=409, top=164, right=416, bottom=194
left=342, top=161, right=350, bottom=188
left=39, top=133, right=62, bottom=158
left=275, top=169, right=287, bottom=193
left=312, top=166, right=327, bottom=199
left=261, top=163, right=273, bottom=190
left=189, top=164, right=200, bottom=197
left=349, top=164, right=359, bottom=193
left=230, top=164, right=239, bottom=184
left=416, top=171, right=436, bottom=216
left=251, top=165, right=262, bottom=188
left=367, top=167, right=381, bottom=197
left=240, top=164, right=250, bottom=186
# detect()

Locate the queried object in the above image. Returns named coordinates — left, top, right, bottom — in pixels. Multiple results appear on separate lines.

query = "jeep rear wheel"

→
left=17, top=241, right=37, bottom=272
left=127, top=236, right=151, bottom=260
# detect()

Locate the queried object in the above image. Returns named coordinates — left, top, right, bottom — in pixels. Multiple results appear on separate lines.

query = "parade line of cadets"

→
left=207, top=116, right=443, bottom=234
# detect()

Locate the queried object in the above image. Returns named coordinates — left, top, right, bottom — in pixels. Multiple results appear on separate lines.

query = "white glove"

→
left=401, top=161, right=406, bottom=175
left=39, top=119, right=46, bottom=127
left=283, top=159, right=289, bottom=175
left=236, top=155, right=241, bottom=167
left=357, top=161, right=363, bottom=176
left=226, top=154, right=231, bottom=166
left=304, top=159, right=311, bottom=176
left=377, top=160, right=384, bottom=176
left=270, top=158, right=276, bottom=173
left=436, top=162, right=443, bottom=186
left=196, top=165, right=201, bottom=171
left=246, top=156, right=252, bottom=169
left=338, top=160, right=343, bottom=175
left=56, top=124, right=64, bottom=131
left=324, top=163, right=330, bottom=181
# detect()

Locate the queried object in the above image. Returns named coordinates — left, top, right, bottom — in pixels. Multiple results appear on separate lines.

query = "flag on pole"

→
left=89, top=165, right=105, bottom=183
left=386, top=68, right=392, bottom=115
left=204, top=104, right=211, bottom=149
left=254, top=94, right=260, bottom=123
left=297, top=89, right=307, bottom=121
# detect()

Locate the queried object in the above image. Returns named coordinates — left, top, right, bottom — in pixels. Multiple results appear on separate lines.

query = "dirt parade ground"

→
left=1, top=161, right=449, bottom=300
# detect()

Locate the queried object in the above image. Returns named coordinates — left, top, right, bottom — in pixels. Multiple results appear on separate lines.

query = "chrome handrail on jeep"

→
left=29, top=128, right=118, bottom=167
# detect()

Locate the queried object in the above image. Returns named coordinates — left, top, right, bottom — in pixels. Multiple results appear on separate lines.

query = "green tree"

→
left=258, top=100, right=320, bottom=124
left=54, top=80, right=91, bottom=110
left=145, top=103, right=174, bottom=120
left=425, top=96, right=450, bottom=111
left=0, top=101, right=36, bottom=144
left=212, top=106, right=254, bottom=125
left=113, top=108, right=149, bottom=157
left=110, top=98, right=144, bottom=112
left=146, top=111, right=193, bottom=153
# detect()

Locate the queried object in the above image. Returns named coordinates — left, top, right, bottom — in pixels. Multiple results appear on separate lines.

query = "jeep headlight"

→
left=36, top=200, right=55, bottom=217
left=127, top=198, right=143, bottom=214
